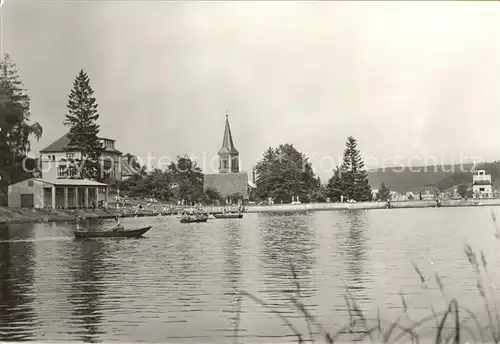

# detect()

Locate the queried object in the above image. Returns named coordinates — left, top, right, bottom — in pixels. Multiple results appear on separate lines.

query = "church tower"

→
left=218, top=112, right=239, bottom=173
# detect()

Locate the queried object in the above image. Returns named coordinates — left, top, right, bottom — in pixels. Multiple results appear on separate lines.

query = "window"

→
left=66, top=152, right=75, bottom=159
left=57, top=164, right=68, bottom=179
left=28, top=180, right=34, bottom=187
left=52, top=155, right=56, bottom=161
left=223, top=159, right=228, bottom=169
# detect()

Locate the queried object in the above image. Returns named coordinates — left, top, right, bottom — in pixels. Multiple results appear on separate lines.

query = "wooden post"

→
left=75, top=187, right=79, bottom=209
left=85, top=187, right=89, bottom=209
left=64, top=187, right=68, bottom=209
left=51, top=185, right=56, bottom=209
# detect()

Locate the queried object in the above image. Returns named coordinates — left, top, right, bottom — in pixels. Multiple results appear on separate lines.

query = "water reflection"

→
left=0, top=209, right=497, bottom=343
left=343, top=211, right=369, bottom=293
left=0, top=224, right=38, bottom=341
left=68, top=239, right=109, bottom=343
left=221, top=223, right=242, bottom=337
left=258, top=213, right=317, bottom=298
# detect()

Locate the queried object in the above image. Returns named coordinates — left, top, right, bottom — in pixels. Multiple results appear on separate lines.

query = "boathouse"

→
left=203, top=113, right=255, bottom=200
left=7, top=178, right=109, bottom=209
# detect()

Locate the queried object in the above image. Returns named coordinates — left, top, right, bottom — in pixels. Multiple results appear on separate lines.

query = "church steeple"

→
left=218, top=111, right=239, bottom=173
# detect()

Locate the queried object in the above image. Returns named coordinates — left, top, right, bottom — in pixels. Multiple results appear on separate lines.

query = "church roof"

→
left=218, top=113, right=239, bottom=155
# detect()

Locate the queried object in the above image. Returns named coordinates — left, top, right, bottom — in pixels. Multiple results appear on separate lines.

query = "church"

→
left=203, top=113, right=255, bottom=200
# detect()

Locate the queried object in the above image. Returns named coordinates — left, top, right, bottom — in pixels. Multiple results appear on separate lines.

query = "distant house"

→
left=472, top=169, right=492, bottom=199
left=39, top=133, right=127, bottom=181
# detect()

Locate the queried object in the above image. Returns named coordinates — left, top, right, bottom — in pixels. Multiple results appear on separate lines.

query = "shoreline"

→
left=245, top=199, right=500, bottom=213
left=1, top=199, right=499, bottom=225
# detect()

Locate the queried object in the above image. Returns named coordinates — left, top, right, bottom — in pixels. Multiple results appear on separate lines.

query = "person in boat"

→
left=110, top=215, right=124, bottom=231
left=75, top=215, right=86, bottom=231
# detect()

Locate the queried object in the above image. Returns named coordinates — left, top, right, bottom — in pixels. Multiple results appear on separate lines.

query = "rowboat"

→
left=74, top=226, right=152, bottom=239
left=180, top=216, right=208, bottom=224
left=214, top=213, right=243, bottom=219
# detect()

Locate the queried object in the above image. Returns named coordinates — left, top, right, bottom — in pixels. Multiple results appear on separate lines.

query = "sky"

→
left=1, top=1, right=499, bottom=181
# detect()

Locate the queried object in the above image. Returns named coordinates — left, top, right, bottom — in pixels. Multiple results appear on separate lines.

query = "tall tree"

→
left=254, top=144, right=318, bottom=203
left=378, top=182, right=391, bottom=201
left=326, top=167, right=344, bottom=202
left=64, top=70, right=104, bottom=180
left=0, top=54, right=43, bottom=203
left=337, top=136, right=372, bottom=201
left=166, top=155, right=204, bottom=203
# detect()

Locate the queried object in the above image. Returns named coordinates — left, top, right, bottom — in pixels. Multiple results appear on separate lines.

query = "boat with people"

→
left=75, top=226, right=152, bottom=238
left=214, top=213, right=243, bottom=219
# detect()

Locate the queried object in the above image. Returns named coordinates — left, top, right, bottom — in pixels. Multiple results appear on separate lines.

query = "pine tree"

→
left=64, top=70, right=104, bottom=180
left=378, top=182, right=391, bottom=201
left=0, top=54, right=42, bottom=202
left=338, top=136, right=372, bottom=201
left=326, top=166, right=344, bottom=201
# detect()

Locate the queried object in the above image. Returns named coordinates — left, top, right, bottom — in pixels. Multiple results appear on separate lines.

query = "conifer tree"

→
left=64, top=70, right=104, bottom=180
left=378, top=182, right=391, bottom=201
left=338, top=136, right=372, bottom=201
left=0, top=54, right=42, bottom=202
left=326, top=166, right=344, bottom=202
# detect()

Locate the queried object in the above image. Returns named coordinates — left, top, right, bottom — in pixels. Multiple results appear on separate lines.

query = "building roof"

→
left=40, top=133, right=122, bottom=154
left=218, top=113, right=239, bottom=155
left=10, top=178, right=108, bottom=187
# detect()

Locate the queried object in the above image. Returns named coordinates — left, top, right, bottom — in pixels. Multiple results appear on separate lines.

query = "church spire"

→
left=219, top=111, right=238, bottom=155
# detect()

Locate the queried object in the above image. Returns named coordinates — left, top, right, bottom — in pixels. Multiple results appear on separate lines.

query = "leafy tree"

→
left=326, top=167, right=343, bottom=202
left=205, top=187, right=223, bottom=204
left=166, top=155, right=204, bottom=203
left=337, top=136, right=372, bottom=201
left=64, top=70, right=104, bottom=180
left=310, top=177, right=327, bottom=202
left=254, top=144, right=318, bottom=203
left=0, top=54, right=43, bottom=204
left=457, top=184, right=468, bottom=198
left=378, top=182, right=391, bottom=201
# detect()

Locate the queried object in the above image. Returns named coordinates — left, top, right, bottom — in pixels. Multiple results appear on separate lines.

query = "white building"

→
left=472, top=169, right=492, bottom=199
left=8, top=178, right=109, bottom=209
left=39, top=133, right=132, bottom=181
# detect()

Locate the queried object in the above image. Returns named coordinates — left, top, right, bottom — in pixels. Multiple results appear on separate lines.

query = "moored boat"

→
left=180, top=215, right=209, bottom=224
left=214, top=213, right=243, bottom=219
left=74, top=226, right=152, bottom=239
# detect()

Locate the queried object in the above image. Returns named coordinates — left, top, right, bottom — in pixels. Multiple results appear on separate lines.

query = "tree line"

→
left=0, top=53, right=397, bottom=205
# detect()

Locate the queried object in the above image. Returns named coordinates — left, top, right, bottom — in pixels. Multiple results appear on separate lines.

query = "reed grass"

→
left=234, top=211, right=500, bottom=344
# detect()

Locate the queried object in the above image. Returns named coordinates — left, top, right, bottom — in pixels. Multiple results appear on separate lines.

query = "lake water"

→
left=1, top=207, right=500, bottom=343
